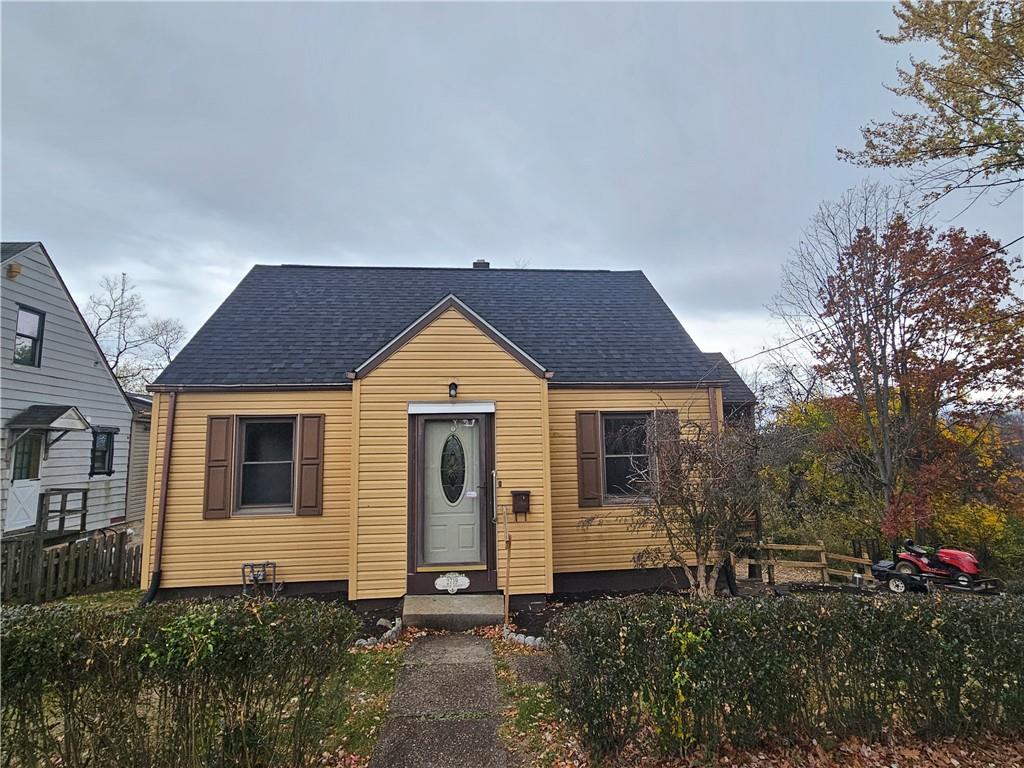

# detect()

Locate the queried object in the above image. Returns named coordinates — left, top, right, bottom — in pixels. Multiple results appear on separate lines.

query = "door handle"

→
left=491, top=469, right=498, bottom=524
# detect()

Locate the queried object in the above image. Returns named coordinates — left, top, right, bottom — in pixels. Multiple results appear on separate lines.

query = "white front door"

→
left=7, top=479, right=40, bottom=530
left=422, top=417, right=482, bottom=565
left=7, top=432, right=43, bottom=531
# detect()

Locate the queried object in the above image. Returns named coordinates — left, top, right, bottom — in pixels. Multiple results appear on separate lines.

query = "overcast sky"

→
left=3, top=2, right=1021, bottom=376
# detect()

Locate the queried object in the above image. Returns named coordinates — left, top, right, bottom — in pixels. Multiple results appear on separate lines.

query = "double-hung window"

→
left=601, top=412, right=651, bottom=498
left=237, top=418, right=296, bottom=514
left=13, top=306, right=44, bottom=366
left=90, top=429, right=116, bottom=476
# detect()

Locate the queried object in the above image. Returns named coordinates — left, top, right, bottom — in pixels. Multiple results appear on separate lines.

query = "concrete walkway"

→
left=368, top=635, right=508, bottom=768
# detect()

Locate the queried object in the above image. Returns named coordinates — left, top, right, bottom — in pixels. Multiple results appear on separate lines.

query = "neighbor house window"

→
left=90, top=429, right=116, bottom=476
left=602, top=412, right=651, bottom=497
left=13, top=306, right=44, bottom=366
left=12, top=433, right=43, bottom=480
left=237, top=418, right=295, bottom=514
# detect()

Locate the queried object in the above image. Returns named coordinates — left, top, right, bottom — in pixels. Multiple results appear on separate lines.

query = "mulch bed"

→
left=347, top=598, right=404, bottom=639
left=509, top=589, right=684, bottom=636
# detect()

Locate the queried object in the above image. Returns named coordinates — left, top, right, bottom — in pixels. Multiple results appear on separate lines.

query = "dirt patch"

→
left=349, top=599, right=404, bottom=639
left=509, top=588, right=686, bottom=636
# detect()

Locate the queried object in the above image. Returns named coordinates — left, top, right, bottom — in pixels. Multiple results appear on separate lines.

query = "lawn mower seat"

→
left=904, top=539, right=929, bottom=557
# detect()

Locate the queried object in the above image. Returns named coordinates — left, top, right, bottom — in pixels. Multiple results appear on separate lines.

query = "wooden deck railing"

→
left=37, top=487, right=89, bottom=538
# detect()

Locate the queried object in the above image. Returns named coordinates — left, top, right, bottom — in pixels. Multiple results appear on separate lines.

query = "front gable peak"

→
left=351, top=294, right=549, bottom=380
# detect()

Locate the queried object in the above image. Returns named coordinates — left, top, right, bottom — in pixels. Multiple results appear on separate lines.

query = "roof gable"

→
left=355, top=294, right=548, bottom=379
left=153, top=264, right=728, bottom=389
left=8, top=404, right=91, bottom=431
left=704, top=352, right=755, bottom=404
left=1, top=242, right=40, bottom=263
left=2, top=242, right=131, bottom=408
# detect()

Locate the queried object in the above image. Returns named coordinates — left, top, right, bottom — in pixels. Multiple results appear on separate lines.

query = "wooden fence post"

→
left=817, top=540, right=827, bottom=584
left=762, top=540, right=776, bottom=585
left=30, top=493, right=47, bottom=604
left=112, top=531, right=127, bottom=588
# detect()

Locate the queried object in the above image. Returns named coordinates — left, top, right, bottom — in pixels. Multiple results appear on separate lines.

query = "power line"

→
left=705, top=232, right=1024, bottom=380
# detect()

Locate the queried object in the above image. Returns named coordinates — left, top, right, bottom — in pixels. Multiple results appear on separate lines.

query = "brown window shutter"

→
left=203, top=416, right=234, bottom=519
left=296, top=414, right=325, bottom=516
left=576, top=410, right=603, bottom=508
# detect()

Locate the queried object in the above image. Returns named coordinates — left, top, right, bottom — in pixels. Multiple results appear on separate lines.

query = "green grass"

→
left=57, top=588, right=143, bottom=610
left=494, top=654, right=562, bottom=768
left=327, top=646, right=403, bottom=757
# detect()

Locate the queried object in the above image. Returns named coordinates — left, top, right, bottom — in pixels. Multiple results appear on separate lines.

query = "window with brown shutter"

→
left=576, top=411, right=602, bottom=507
left=296, top=414, right=324, bottom=516
left=203, top=416, right=235, bottom=519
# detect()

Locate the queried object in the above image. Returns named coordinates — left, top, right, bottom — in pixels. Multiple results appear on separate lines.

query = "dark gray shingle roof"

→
left=1, top=242, right=39, bottom=263
left=126, top=394, right=153, bottom=415
left=703, top=352, right=755, bottom=404
left=8, top=405, right=87, bottom=429
left=154, top=265, right=723, bottom=388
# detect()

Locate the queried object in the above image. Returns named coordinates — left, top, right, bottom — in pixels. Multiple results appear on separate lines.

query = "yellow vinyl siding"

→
left=353, top=308, right=551, bottom=599
left=142, top=391, right=351, bottom=588
left=548, top=387, right=723, bottom=574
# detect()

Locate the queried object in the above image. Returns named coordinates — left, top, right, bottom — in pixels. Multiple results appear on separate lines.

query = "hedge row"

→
left=548, top=594, right=1024, bottom=758
left=1, top=598, right=360, bottom=768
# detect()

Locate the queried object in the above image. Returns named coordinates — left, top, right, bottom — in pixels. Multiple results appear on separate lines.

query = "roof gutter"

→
left=140, top=391, right=177, bottom=606
left=547, top=380, right=728, bottom=389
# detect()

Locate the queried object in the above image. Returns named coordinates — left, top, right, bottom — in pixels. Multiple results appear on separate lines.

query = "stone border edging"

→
left=502, top=624, right=545, bottom=648
left=356, top=617, right=403, bottom=647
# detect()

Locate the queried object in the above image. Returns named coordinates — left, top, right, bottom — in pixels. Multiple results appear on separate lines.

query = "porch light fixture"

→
left=448, top=381, right=458, bottom=398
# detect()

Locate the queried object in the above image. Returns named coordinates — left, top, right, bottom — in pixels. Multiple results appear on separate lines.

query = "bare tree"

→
left=85, top=273, right=186, bottom=393
left=628, top=413, right=762, bottom=598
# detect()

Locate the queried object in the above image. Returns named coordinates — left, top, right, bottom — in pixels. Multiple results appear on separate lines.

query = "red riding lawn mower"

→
left=871, top=539, right=1004, bottom=595
left=895, top=539, right=980, bottom=588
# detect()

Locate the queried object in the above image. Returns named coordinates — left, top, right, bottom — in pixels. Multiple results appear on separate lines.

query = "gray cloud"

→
left=3, top=2, right=1020, bottom=361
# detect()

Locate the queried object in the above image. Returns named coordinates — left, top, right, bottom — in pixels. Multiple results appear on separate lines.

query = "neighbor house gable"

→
left=1, top=242, right=133, bottom=532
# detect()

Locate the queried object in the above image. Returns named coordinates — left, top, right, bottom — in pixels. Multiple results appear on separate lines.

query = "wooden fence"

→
left=1, top=531, right=143, bottom=604
left=738, top=540, right=874, bottom=585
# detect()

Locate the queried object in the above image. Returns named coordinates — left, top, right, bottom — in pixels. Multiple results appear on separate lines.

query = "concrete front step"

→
left=402, top=593, right=504, bottom=630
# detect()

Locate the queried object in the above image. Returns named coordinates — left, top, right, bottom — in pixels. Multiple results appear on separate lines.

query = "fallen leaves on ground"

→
left=319, top=746, right=367, bottom=768
left=604, top=735, right=1023, bottom=768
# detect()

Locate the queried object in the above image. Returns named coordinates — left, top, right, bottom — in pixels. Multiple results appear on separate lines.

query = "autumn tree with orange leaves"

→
left=774, top=182, right=1024, bottom=537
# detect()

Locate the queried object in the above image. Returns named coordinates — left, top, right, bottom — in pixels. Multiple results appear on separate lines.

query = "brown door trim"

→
left=407, top=413, right=497, bottom=594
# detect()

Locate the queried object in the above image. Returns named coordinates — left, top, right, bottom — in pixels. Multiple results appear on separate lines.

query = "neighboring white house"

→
left=1, top=242, right=134, bottom=535
left=125, top=393, right=152, bottom=527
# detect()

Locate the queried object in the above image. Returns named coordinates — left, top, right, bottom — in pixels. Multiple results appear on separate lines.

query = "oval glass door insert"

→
left=440, top=433, right=466, bottom=504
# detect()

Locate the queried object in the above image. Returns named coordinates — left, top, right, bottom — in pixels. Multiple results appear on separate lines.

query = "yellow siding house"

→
left=143, top=262, right=754, bottom=602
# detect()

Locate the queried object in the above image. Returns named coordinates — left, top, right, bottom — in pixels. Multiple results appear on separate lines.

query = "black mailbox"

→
left=511, top=490, right=530, bottom=519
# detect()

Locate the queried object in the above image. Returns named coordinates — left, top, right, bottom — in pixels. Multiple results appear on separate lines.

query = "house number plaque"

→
left=434, top=572, right=470, bottom=594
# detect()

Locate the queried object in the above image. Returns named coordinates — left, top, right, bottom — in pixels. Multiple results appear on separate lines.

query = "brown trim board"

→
left=406, top=411, right=497, bottom=594
left=549, top=380, right=728, bottom=389
left=148, top=383, right=353, bottom=393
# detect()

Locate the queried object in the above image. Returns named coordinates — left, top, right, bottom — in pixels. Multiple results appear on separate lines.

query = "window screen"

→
left=238, top=419, right=295, bottom=510
left=602, top=413, right=650, bottom=496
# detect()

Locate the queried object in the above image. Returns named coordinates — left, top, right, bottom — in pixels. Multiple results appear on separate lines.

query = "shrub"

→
left=548, top=594, right=1024, bottom=759
left=1, top=598, right=360, bottom=768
